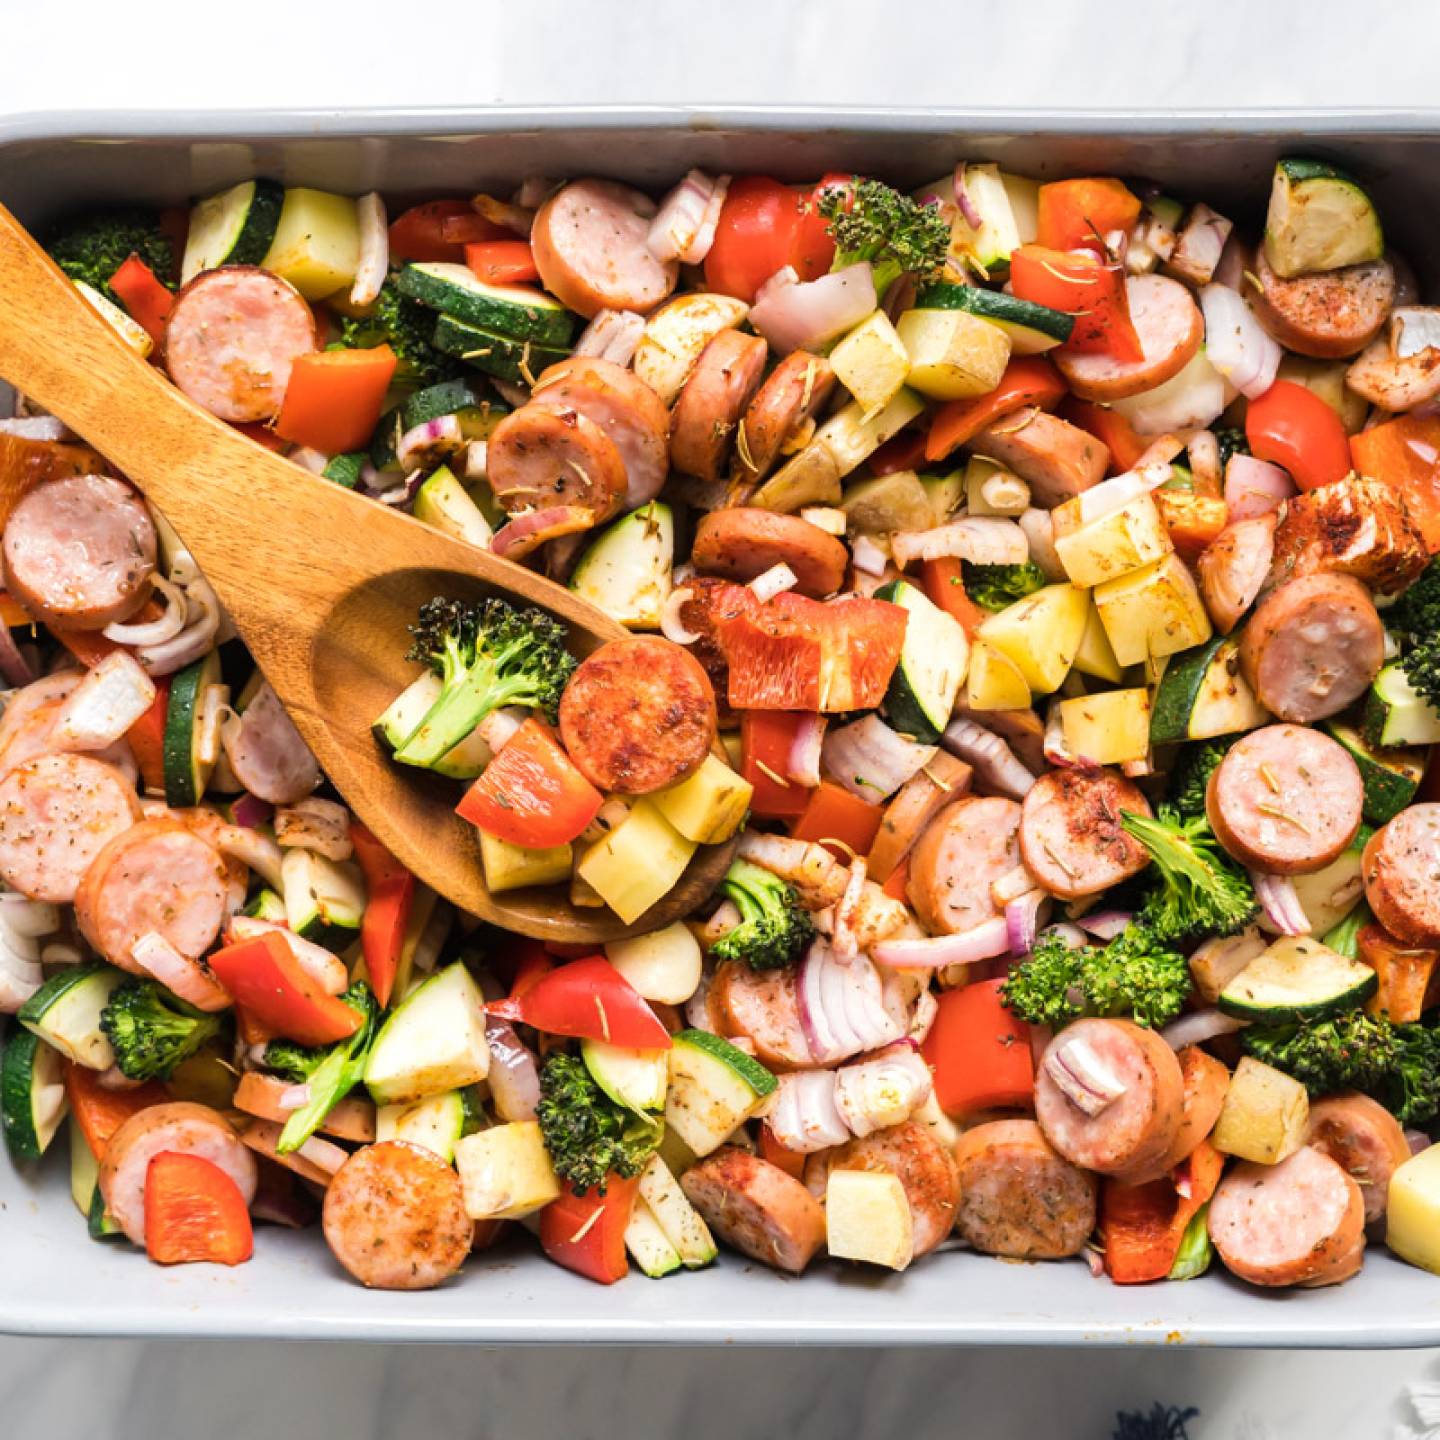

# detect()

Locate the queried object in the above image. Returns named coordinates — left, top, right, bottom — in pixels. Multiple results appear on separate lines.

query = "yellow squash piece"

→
left=977, top=582, right=1089, bottom=695
left=455, top=1121, right=562, bottom=1221
left=1058, top=688, right=1152, bottom=766
left=895, top=307, right=1012, bottom=400
left=479, top=832, right=573, bottom=893
left=261, top=187, right=361, bottom=300
left=578, top=798, right=697, bottom=924
left=1093, top=552, right=1212, bottom=668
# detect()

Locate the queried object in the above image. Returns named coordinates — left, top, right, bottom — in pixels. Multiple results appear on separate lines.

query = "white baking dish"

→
left=3, top=105, right=1440, bottom=1345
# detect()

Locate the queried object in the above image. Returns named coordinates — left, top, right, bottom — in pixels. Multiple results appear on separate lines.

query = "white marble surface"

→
left=6, top=1, right=1440, bottom=1435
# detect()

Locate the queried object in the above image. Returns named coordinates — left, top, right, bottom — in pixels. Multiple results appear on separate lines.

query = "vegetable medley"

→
left=9, top=152, right=1440, bottom=1294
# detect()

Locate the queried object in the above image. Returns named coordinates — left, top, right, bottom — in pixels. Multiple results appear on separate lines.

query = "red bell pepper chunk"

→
left=739, top=710, right=811, bottom=819
left=125, top=673, right=171, bottom=795
left=790, top=780, right=883, bottom=860
left=388, top=199, right=505, bottom=263
left=1247, top=378, right=1351, bottom=493
left=275, top=345, right=397, bottom=456
left=487, top=955, right=671, bottom=1049
left=1036, top=177, right=1142, bottom=253
left=65, top=1062, right=167, bottom=1160
left=868, top=424, right=932, bottom=477
left=348, top=821, right=415, bottom=1009
left=208, top=932, right=363, bottom=1047
left=921, top=978, right=1034, bottom=1116
left=144, top=1151, right=253, bottom=1267
left=463, top=239, right=540, bottom=286
left=1010, top=245, right=1142, bottom=362
left=924, top=356, right=1068, bottom=463
left=1100, top=1140, right=1224, bottom=1284
left=108, top=254, right=175, bottom=349
left=539, top=1175, right=639, bottom=1284
left=919, top=557, right=988, bottom=638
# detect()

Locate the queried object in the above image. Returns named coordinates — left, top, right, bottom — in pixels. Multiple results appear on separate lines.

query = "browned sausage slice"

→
left=0, top=752, right=141, bottom=902
left=906, top=795, right=1021, bottom=934
left=708, top=959, right=812, bottom=1071
left=220, top=681, right=320, bottom=806
left=1053, top=275, right=1203, bottom=402
left=1018, top=767, right=1152, bottom=900
left=3, top=475, right=157, bottom=630
left=1249, top=248, right=1395, bottom=360
left=669, top=330, right=769, bottom=482
left=1347, top=319, right=1440, bottom=412
left=531, top=178, right=679, bottom=320
left=1207, top=724, right=1363, bottom=875
left=1197, top=512, right=1277, bottom=635
left=486, top=402, right=628, bottom=522
left=322, top=1140, right=471, bottom=1290
left=1208, top=1145, right=1365, bottom=1287
left=557, top=636, right=717, bottom=794
left=680, top=1147, right=826, bottom=1274
left=968, top=409, right=1109, bottom=509
left=1148, top=1046, right=1231, bottom=1177
left=0, top=672, right=80, bottom=777
left=1034, top=1018, right=1185, bottom=1182
left=952, top=1118, right=1097, bottom=1259
left=1364, top=805, right=1440, bottom=945
left=735, top=350, right=837, bottom=485
left=1306, top=1091, right=1410, bottom=1226
left=1239, top=572, right=1384, bottom=724
left=164, top=265, right=317, bottom=422
left=868, top=751, right=973, bottom=884
left=691, top=508, right=849, bottom=597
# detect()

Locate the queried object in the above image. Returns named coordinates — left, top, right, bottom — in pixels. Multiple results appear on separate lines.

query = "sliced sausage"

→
left=0, top=434, right=107, bottom=534
left=1208, top=1145, right=1365, bottom=1287
left=952, top=1118, right=1097, bottom=1259
left=1149, top=1046, right=1231, bottom=1177
left=968, top=409, right=1109, bottom=509
left=1347, top=315, right=1440, bottom=412
left=531, top=356, right=671, bottom=508
left=1239, top=572, right=1384, bottom=724
left=1197, top=512, right=1277, bottom=635
left=669, top=330, right=769, bottom=482
left=3, top=475, right=156, bottom=630
left=868, top=751, right=974, bottom=884
left=1207, top=724, right=1363, bottom=875
left=1018, top=768, right=1152, bottom=901
left=1364, top=805, right=1440, bottom=944
left=557, top=636, right=717, bottom=794
left=220, top=681, right=320, bottom=805
left=322, top=1140, right=471, bottom=1290
left=802, top=1120, right=960, bottom=1257
left=486, top=403, right=628, bottom=522
left=0, top=752, right=140, bottom=902
left=532, top=178, right=678, bottom=319
left=691, top=508, right=849, bottom=598
left=709, top=959, right=811, bottom=1071
left=99, top=1101, right=257, bottom=1247
left=907, top=796, right=1021, bottom=934
left=1034, top=1018, right=1185, bottom=1182
left=1306, top=1092, right=1410, bottom=1226
left=75, top=818, right=230, bottom=972
left=680, top=1146, right=826, bottom=1274
left=164, top=265, right=317, bottom=422
left=239, top=1116, right=343, bottom=1189
left=1053, top=275, right=1203, bottom=402
left=1249, top=248, right=1394, bottom=360
left=0, top=672, right=80, bottom=776
left=734, top=350, right=837, bottom=485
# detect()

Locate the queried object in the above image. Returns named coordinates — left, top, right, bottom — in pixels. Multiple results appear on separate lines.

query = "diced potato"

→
left=814, top=389, right=926, bottom=477
left=1288, top=849, right=1364, bottom=940
left=965, top=640, right=1032, bottom=711
left=1071, top=600, right=1125, bottom=683
left=977, top=582, right=1089, bottom=695
left=964, top=456, right=1029, bottom=516
left=479, top=832, right=573, bottom=893
left=1093, top=552, right=1213, bottom=667
left=825, top=1169, right=915, bottom=1270
left=1188, top=930, right=1266, bottom=1004
left=840, top=469, right=934, bottom=535
left=751, top=443, right=843, bottom=513
left=831, top=310, right=910, bottom=414
left=919, top=470, right=965, bottom=524
left=75, top=280, right=152, bottom=358
left=896, top=307, right=1011, bottom=400
left=634, top=293, right=749, bottom=405
left=577, top=799, right=697, bottom=924
left=1387, top=1144, right=1440, bottom=1274
left=720, top=731, right=743, bottom=770
left=455, top=1121, right=562, bottom=1220
left=1211, top=1056, right=1309, bottom=1165
left=1053, top=494, right=1174, bottom=589
left=1059, top=688, right=1151, bottom=766
left=261, top=188, right=360, bottom=299
left=605, top=922, right=703, bottom=1005
left=652, top=753, right=752, bottom=845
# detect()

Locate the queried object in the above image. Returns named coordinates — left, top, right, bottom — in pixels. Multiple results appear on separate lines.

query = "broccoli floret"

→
left=272, top=981, right=379, bottom=1154
left=817, top=177, right=951, bottom=297
left=46, top=208, right=176, bottom=306
left=1213, top=426, right=1250, bottom=470
left=709, top=858, right=815, bottom=971
left=1382, top=556, right=1440, bottom=712
left=262, top=1037, right=328, bottom=1083
left=394, top=596, right=576, bottom=768
left=99, top=978, right=224, bottom=1082
left=535, top=1052, right=661, bottom=1196
left=1121, top=805, right=1258, bottom=945
left=963, top=561, right=1048, bottom=613
left=338, top=277, right=461, bottom=389
left=1164, top=737, right=1238, bottom=817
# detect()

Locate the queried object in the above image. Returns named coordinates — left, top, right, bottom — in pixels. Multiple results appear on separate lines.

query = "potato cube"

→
left=825, top=1169, right=915, bottom=1270
left=652, top=754, right=752, bottom=845
left=455, top=1121, right=562, bottom=1220
left=965, top=640, right=1032, bottom=712
left=1093, top=552, right=1213, bottom=667
left=1386, top=1144, right=1440, bottom=1274
left=840, top=469, right=934, bottom=534
left=480, top=832, right=572, bottom=893
left=896, top=307, right=1012, bottom=400
left=977, top=582, right=1089, bottom=695
left=261, top=188, right=360, bottom=299
left=1071, top=600, right=1124, bottom=683
left=1053, top=494, right=1174, bottom=588
left=577, top=798, right=696, bottom=924
left=1059, top=688, right=1152, bottom=766
left=830, top=310, right=910, bottom=414
left=1211, top=1056, right=1309, bottom=1165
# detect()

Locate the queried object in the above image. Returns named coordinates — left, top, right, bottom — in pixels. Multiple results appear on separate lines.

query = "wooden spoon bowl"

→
left=0, top=200, right=736, bottom=943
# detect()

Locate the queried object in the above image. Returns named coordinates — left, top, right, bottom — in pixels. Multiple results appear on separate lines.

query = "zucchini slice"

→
left=1219, top=936, right=1377, bottom=1022
left=875, top=578, right=969, bottom=743
left=413, top=466, right=494, bottom=552
left=280, top=848, right=366, bottom=953
left=163, top=649, right=223, bottom=806
left=321, top=452, right=367, bottom=489
left=2, top=1027, right=68, bottom=1160
left=914, top=280, right=1074, bottom=354
left=18, top=964, right=125, bottom=1070
left=397, top=262, right=575, bottom=347
left=401, top=377, right=509, bottom=440
left=1324, top=720, right=1424, bottom=824
left=1363, top=661, right=1440, bottom=749
left=180, top=178, right=285, bottom=284
left=1149, top=634, right=1267, bottom=745
left=569, top=503, right=675, bottom=630
left=430, top=313, right=570, bottom=385
left=1263, top=158, right=1383, bottom=279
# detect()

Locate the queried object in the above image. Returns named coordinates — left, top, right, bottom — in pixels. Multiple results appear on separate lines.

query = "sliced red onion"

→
left=477, top=705, right=527, bottom=752
left=274, top=798, right=353, bottom=862
left=221, top=681, right=320, bottom=805
left=749, top=562, right=798, bottom=602
left=797, top=942, right=900, bottom=1065
left=573, top=308, right=645, bottom=366
left=1075, top=910, right=1134, bottom=942
left=952, top=164, right=983, bottom=231
left=229, top=792, right=274, bottom=831
left=1005, top=889, right=1050, bottom=956
left=1225, top=453, right=1295, bottom=521
left=491, top=505, right=594, bottom=560
left=1044, top=1034, right=1128, bottom=1116
left=0, top=416, right=68, bottom=441
left=0, top=939, right=43, bottom=1013
left=689, top=176, right=730, bottom=266
left=1251, top=870, right=1310, bottom=936
left=398, top=415, right=466, bottom=472
left=103, top=574, right=187, bottom=647
left=1168, top=205, right=1233, bottom=288
left=227, top=915, right=347, bottom=994
left=942, top=716, right=1036, bottom=799
left=749, top=262, right=877, bottom=355
left=1039, top=922, right=1089, bottom=952
left=851, top=534, right=889, bottom=577
left=1200, top=284, right=1281, bottom=399
left=288, top=446, right=330, bottom=476
left=350, top=192, right=389, bottom=308
left=872, top=918, right=1011, bottom=970
left=486, top=1016, right=541, bottom=1122
left=786, top=712, right=827, bottom=788
left=134, top=577, right=221, bottom=677
left=132, top=932, right=232, bottom=1012
left=1160, top=1007, right=1248, bottom=1051
left=648, top=170, right=727, bottom=264
left=51, top=649, right=156, bottom=752
left=769, top=1069, right=851, bottom=1153
left=891, top=515, right=1028, bottom=569
left=1406, top=1129, right=1432, bottom=1157
left=278, top=1083, right=312, bottom=1112
left=822, top=714, right=935, bottom=801
left=830, top=858, right=868, bottom=964
left=834, top=1046, right=932, bottom=1140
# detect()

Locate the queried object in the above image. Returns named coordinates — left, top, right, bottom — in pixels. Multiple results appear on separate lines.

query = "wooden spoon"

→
left=0, top=201, right=736, bottom=942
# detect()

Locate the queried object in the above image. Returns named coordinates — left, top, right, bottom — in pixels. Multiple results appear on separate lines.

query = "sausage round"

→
left=709, top=959, right=812, bottom=1070
left=952, top=1118, right=1098, bottom=1259
left=1306, top=1091, right=1410, bottom=1226
left=802, top=1120, right=960, bottom=1257
left=969, top=409, right=1109, bottom=509
left=1238, top=572, right=1384, bottom=724
left=99, top=1101, right=257, bottom=1247
left=1018, top=768, right=1152, bottom=901
left=734, top=350, right=837, bottom=484
left=907, top=796, right=1021, bottom=934
left=75, top=818, right=230, bottom=972
left=557, top=636, right=717, bottom=794
left=532, top=178, right=679, bottom=320
left=868, top=751, right=974, bottom=884
left=0, top=752, right=141, bottom=903
left=322, top=1140, right=471, bottom=1290
left=1149, top=1045, right=1231, bottom=1177
left=1208, top=1145, right=1366, bottom=1287
left=1197, top=512, right=1277, bottom=635
left=220, top=681, right=320, bottom=806
left=164, top=265, right=317, bottom=422
left=1249, top=248, right=1394, bottom=359
left=1034, top=1018, right=1185, bottom=1182
left=1053, top=275, right=1202, bottom=402
left=1363, top=804, right=1440, bottom=944
left=669, top=330, right=769, bottom=481
left=3, top=475, right=157, bottom=630
left=0, top=672, right=80, bottom=777
left=691, top=508, right=849, bottom=598
left=1206, top=724, right=1363, bottom=875
left=1347, top=326, right=1440, bottom=412
left=486, top=402, right=628, bottom=522
left=680, top=1146, right=826, bottom=1275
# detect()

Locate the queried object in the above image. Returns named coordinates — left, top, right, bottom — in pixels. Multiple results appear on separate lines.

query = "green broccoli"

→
left=1164, top=737, right=1238, bottom=817
left=393, top=596, right=576, bottom=768
left=709, top=858, right=815, bottom=971
left=535, top=1052, right=661, bottom=1196
left=274, top=981, right=379, bottom=1154
left=1121, top=805, right=1257, bottom=945
left=816, top=177, right=951, bottom=297
left=963, top=561, right=1048, bottom=613
left=1382, top=556, right=1440, bottom=714
left=1213, top=426, right=1250, bottom=470
left=46, top=208, right=176, bottom=306
left=99, top=978, right=224, bottom=1082
left=261, top=1036, right=328, bottom=1084
left=338, top=277, right=461, bottom=389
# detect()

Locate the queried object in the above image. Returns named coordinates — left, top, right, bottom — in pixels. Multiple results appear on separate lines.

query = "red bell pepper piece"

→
left=758, top=1122, right=808, bottom=1181
left=539, top=1175, right=639, bottom=1284
left=1100, top=1140, right=1223, bottom=1284
left=463, top=240, right=540, bottom=285
left=348, top=821, right=415, bottom=1009
left=704, top=176, right=805, bottom=303
left=144, top=1151, right=253, bottom=1266
left=487, top=955, right=671, bottom=1048
left=208, top=932, right=363, bottom=1046
left=919, top=557, right=988, bottom=638
left=921, top=978, right=1034, bottom=1116
left=739, top=711, right=811, bottom=819
left=1010, top=245, right=1142, bottom=361
left=882, top=855, right=911, bottom=903
left=924, top=356, right=1067, bottom=462
left=1352, top=413, right=1440, bottom=552
left=1036, top=177, right=1142, bottom=253
left=64, top=1062, right=167, bottom=1160
left=388, top=200, right=506, bottom=263
left=868, top=424, right=932, bottom=476
left=126, top=673, right=171, bottom=795
left=108, top=254, right=175, bottom=349
left=790, top=780, right=883, bottom=860
left=275, top=345, right=397, bottom=456
left=1247, top=379, right=1351, bottom=493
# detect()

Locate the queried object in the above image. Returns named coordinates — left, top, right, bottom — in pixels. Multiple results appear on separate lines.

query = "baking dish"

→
left=3, top=105, right=1440, bottom=1345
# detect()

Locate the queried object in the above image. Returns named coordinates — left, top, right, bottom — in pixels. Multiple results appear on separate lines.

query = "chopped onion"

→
left=1225, top=453, right=1295, bottom=521
left=684, top=965, right=718, bottom=1031
left=1407, top=1129, right=1432, bottom=1157
left=490, top=505, right=593, bottom=560
left=830, top=858, right=868, bottom=964
left=1005, top=889, right=1050, bottom=956
left=486, top=1017, right=541, bottom=1122
left=1039, top=922, right=1089, bottom=952
left=0, top=416, right=68, bottom=441
left=1075, top=910, right=1134, bottom=942
left=991, top=864, right=1037, bottom=907
left=464, top=441, right=488, bottom=482
left=749, top=262, right=877, bottom=355
left=227, top=915, right=347, bottom=994
left=659, top=586, right=701, bottom=645
left=891, top=515, right=1028, bottom=569
left=573, top=309, right=645, bottom=366
left=296, top=1134, right=348, bottom=1176
left=278, top=1083, right=312, bottom=1112
left=688, top=175, right=730, bottom=266
left=1019, top=507, right=1065, bottom=581
left=749, top=562, right=798, bottom=602
left=52, top=649, right=156, bottom=752
left=229, top=792, right=274, bottom=831
left=1200, top=284, right=1282, bottom=399
left=769, top=1069, right=851, bottom=1153
left=397, top=415, right=466, bottom=472
left=1043, top=699, right=1076, bottom=768
left=797, top=942, right=901, bottom=1065
left=1160, top=1008, right=1248, bottom=1051
left=834, top=1046, right=932, bottom=1140
left=214, top=825, right=285, bottom=889
left=477, top=706, right=528, bottom=752
left=103, top=574, right=187, bottom=646
left=942, top=716, right=1036, bottom=799
left=134, top=576, right=221, bottom=677
left=274, top=797, right=353, bottom=861
left=648, top=170, right=727, bottom=264
left=822, top=714, right=935, bottom=801
left=132, top=932, right=232, bottom=1012
left=288, top=446, right=330, bottom=476
left=850, top=534, right=889, bottom=577
left=0, top=938, right=42, bottom=1013
left=349, top=192, right=389, bottom=308
left=1251, top=870, right=1310, bottom=936
left=872, top=918, right=1011, bottom=970
left=786, top=712, right=826, bottom=788
left=0, top=895, right=60, bottom=939
left=1045, top=1034, right=1128, bottom=1116
left=799, top=506, right=847, bottom=536
left=952, top=165, right=983, bottom=230
left=1187, top=429, right=1222, bottom=495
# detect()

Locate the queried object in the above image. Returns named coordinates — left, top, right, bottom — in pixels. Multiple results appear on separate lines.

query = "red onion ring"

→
left=786, top=713, right=826, bottom=789
left=872, top=918, right=1011, bottom=970
left=1251, top=870, right=1310, bottom=936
